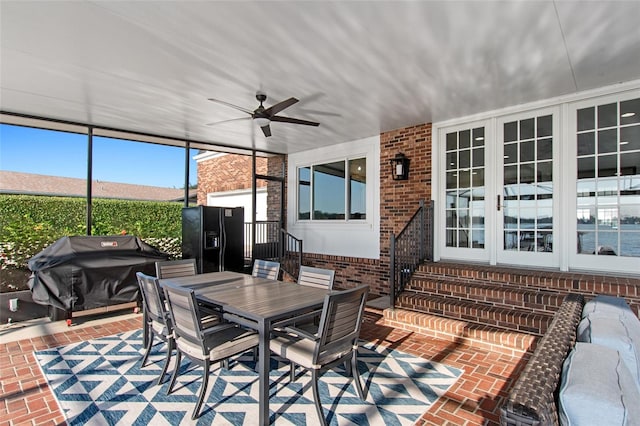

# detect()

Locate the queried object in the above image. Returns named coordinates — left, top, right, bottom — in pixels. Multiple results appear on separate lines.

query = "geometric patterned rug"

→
left=35, top=329, right=462, bottom=425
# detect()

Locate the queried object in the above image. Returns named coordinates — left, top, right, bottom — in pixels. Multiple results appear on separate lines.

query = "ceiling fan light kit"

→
left=207, top=91, right=320, bottom=137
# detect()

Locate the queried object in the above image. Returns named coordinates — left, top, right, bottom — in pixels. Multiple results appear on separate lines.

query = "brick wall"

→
left=266, top=155, right=286, bottom=223
left=197, top=154, right=267, bottom=205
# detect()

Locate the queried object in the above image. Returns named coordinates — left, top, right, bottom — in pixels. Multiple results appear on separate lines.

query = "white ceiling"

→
left=2, top=1, right=640, bottom=154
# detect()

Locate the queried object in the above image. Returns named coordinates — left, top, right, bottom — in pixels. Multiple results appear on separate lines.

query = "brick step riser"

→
left=416, top=264, right=640, bottom=300
left=405, top=278, right=565, bottom=313
left=384, top=308, right=537, bottom=354
left=414, top=266, right=576, bottom=292
left=396, top=294, right=552, bottom=336
left=415, top=264, right=640, bottom=316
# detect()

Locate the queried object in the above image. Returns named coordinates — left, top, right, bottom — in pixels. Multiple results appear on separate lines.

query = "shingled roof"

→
left=0, top=170, right=193, bottom=202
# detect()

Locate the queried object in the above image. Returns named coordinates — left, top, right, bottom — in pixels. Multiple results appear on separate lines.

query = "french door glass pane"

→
left=576, top=97, right=640, bottom=257
left=445, top=127, right=485, bottom=248
left=502, top=114, right=554, bottom=252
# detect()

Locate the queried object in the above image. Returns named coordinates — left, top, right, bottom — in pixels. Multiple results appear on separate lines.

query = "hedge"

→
left=0, top=194, right=183, bottom=269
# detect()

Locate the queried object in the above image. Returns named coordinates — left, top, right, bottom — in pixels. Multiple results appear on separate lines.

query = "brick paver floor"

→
left=1, top=308, right=528, bottom=425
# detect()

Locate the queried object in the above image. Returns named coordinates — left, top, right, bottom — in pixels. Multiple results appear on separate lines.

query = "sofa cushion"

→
left=582, top=294, right=635, bottom=319
left=559, top=342, right=640, bottom=426
left=577, top=314, right=640, bottom=388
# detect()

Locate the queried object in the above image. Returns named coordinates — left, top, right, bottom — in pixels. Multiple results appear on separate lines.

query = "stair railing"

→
left=280, top=228, right=302, bottom=280
left=389, top=200, right=434, bottom=309
left=244, top=221, right=303, bottom=280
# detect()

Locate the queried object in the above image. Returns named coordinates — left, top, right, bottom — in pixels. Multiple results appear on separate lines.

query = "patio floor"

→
left=0, top=306, right=529, bottom=425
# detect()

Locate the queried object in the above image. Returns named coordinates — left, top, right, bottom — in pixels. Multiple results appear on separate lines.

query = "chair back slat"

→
left=315, top=285, right=368, bottom=364
left=156, top=259, right=197, bottom=279
left=252, top=259, right=281, bottom=280
left=163, top=284, right=202, bottom=344
left=298, top=266, right=335, bottom=290
left=136, top=272, right=167, bottom=324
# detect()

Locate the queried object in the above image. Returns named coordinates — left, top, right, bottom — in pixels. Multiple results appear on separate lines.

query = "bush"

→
left=0, top=194, right=184, bottom=270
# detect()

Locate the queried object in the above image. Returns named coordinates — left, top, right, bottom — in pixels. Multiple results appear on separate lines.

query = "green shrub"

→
left=0, top=194, right=184, bottom=269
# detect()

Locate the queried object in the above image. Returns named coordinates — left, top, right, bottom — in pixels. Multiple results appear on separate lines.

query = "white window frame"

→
left=567, top=90, right=640, bottom=273
left=287, top=136, right=380, bottom=259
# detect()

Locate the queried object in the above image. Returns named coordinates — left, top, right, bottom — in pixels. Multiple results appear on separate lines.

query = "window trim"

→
left=296, top=157, right=366, bottom=222
left=287, top=135, right=380, bottom=259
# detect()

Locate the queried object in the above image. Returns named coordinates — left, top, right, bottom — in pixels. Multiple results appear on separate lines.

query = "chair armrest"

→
left=282, top=325, right=319, bottom=341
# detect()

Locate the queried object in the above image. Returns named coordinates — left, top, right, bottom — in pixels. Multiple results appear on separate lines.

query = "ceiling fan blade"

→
left=271, top=115, right=320, bottom=127
left=205, top=117, right=250, bottom=126
left=260, top=124, right=272, bottom=137
left=264, top=97, right=298, bottom=116
left=207, top=98, right=253, bottom=115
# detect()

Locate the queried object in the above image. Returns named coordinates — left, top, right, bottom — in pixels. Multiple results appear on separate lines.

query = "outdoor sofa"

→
left=500, top=293, right=640, bottom=426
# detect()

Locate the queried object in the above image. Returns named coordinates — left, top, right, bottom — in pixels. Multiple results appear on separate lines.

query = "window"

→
left=445, top=127, right=485, bottom=248
left=297, top=158, right=366, bottom=220
left=502, top=114, right=553, bottom=252
left=576, top=97, right=640, bottom=257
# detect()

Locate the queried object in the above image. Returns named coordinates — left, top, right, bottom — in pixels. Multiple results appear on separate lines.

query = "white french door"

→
left=439, top=108, right=560, bottom=268
left=437, top=85, right=640, bottom=273
left=495, top=107, right=560, bottom=267
left=439, top=120, right=493, bottom=263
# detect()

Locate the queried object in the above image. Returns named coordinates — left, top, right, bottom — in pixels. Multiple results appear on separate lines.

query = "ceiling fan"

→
left=206, top=91, right=320, bottom=137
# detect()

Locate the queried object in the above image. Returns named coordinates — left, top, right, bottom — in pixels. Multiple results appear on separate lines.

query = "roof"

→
left=0, top=170, right=194, bottom=202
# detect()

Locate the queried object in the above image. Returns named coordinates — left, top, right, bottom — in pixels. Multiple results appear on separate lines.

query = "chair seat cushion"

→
left=176, top=326, right=258, bottom=361
left=559, top=342, right=640, bottom=426
left=270, top=333, right=317, bottom=369
left=270, top=332, right=353, bottom=369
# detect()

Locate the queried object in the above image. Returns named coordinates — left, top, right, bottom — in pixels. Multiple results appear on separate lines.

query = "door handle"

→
left=497, top=195, right=501, bottom=211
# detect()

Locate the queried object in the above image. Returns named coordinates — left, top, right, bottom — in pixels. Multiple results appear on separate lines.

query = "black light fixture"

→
left=391, top=152, right=410, bottom=180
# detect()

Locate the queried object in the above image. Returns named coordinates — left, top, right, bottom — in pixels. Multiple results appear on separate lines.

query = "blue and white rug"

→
left=35, top=329, right=461, bottom=425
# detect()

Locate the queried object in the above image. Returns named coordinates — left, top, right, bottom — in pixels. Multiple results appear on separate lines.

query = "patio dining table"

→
left=158, top=271, right=328, bottom=426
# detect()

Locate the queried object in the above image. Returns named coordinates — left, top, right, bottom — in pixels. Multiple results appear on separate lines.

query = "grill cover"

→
left=28, top=235, right=169, bottom=311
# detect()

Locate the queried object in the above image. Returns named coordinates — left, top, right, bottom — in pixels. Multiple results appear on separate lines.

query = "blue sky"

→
left=0, top=124, right=197, bottom=188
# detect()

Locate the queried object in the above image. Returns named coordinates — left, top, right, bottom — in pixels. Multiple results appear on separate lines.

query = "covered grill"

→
left=28, top=235, right=169, bottom=321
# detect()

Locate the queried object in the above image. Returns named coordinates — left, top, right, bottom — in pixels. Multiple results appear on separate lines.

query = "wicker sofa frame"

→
left=500, top=293, right=585, bottom=426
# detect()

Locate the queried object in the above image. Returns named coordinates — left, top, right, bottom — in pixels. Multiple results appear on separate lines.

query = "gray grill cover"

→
left=28, top=235, right=169, bottom=311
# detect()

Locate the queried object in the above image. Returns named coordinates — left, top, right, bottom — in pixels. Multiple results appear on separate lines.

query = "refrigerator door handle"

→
left=219, top=212, right=225, bottom=271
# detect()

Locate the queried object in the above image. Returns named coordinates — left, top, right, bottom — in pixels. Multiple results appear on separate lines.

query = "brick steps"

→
left=386, top=261, right=640, bottom=353
left=396, top=292, right=553, bottom=336
left=405, top=275, right=565, bottom=313
left=383, top=307, right=537, bottom=356
left=416, top=261, right=640, bottom=300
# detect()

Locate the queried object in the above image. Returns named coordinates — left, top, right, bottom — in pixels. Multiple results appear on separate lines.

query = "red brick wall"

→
left=302, top=124, right=433, bottom=296
left=197, top=154, right=267, bottom=205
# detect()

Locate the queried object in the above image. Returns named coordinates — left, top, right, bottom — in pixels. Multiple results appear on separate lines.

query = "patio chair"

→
left=155, top=258, right=197, bottom=279
left=163, top=283, right=259, bottom=420
left=270, top=285, right=370, bottom=426
left=251, top=259, right=281, bottom=280
left=136, top=272, right=175, bottom=386
left=156, top=258, right=221, bottom=327
left=293, top=266, right=335, bottom=332
left=298, top=265, right=335, bottom=290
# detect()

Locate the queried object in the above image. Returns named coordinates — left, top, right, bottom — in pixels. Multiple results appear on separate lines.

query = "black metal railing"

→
left=389, top=200, right=434, bottom=308
left=280, top=229, right=303, bottom=280
left=244, top=221, right=303, bottom=279
left=245, top=221, right=281, bottom=261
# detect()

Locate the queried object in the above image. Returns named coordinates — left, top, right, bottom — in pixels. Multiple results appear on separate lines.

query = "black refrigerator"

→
left=181, top=206, right=245, bottom=273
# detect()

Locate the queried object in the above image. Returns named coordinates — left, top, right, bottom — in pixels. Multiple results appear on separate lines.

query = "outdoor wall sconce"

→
left=391, top=152, right=410, bottom=180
